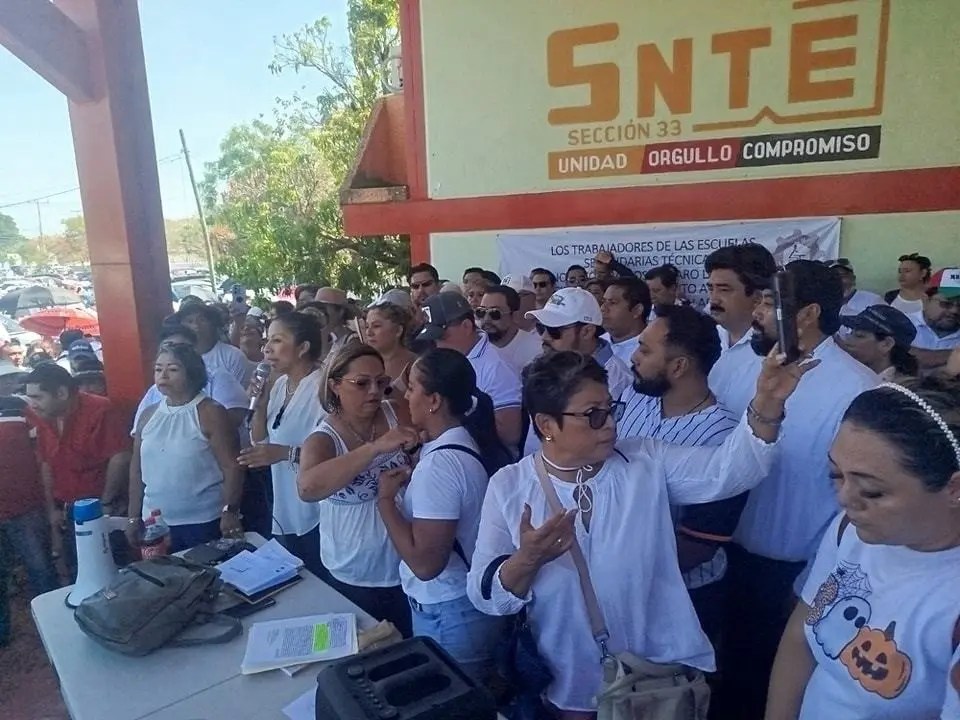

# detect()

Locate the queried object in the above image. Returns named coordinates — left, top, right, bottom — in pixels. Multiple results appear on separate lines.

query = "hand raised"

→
left=517, top=503, right=577, bottom=568
left=372, top=426, right=421, bottom=455
left=755, top=344, right=821, bottom=404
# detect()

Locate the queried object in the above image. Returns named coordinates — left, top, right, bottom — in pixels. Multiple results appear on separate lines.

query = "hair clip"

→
left=879, top=383, right=960, bottom=468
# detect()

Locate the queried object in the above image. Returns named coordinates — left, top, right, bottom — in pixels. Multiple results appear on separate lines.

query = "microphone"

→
left=246, top=361, right=273, bottom=419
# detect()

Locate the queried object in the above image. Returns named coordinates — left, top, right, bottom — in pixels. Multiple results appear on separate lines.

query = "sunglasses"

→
left=410, top=281, right=435, bottom=291
left=474, top=307, right=504, bottom=321
left=562, top=401, right=625, bottom=430
left=342, top=375, right=393, bottom=393
left=536, top=322, right=578, bottom=340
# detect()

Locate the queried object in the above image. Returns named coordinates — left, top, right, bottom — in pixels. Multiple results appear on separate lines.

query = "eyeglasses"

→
left=342, top=376, right=393, bottom=393
left=536, top=322, right=578, bottom=340
left=562, top=401, right=625, bottom=430
left=533, top=281, right=552, bottom=290
left=474, top=308, right=504, bottom=321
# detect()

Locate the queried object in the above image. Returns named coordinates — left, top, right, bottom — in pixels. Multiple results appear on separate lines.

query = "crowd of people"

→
left=1, top=247, right=959, bottom=720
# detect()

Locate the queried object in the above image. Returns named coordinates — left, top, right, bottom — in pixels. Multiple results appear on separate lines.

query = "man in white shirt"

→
left=525, top=287, right=633, bottom=399
left=885, top=252, right=932, bottom=315
left=909, top=267, right=960, bottom=371
left=832, top=259, right=883, bottom=324
left=415, top=292, right=523, bottom=451
left=618, top=304, right=741, bottom=648
left=704, top=244, right=778, bottom=417
left=714, top=260, right=879, bottom=720
left=476, top=285, right=541, bottom=374
left=175, top=300, right=251, bottom=385
left=601, top=277, right=651, bottom=366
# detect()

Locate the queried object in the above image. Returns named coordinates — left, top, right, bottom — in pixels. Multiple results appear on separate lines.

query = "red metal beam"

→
left=55, top=0, right=171, bottom=412
left=342, top=166, right=960, bottom=236
left=398, top=0, right=430, bottom=264
left=0, top=0, right=97, bottom=102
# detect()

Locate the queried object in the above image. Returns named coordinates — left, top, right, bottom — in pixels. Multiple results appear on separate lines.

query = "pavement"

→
left=0, top=588, right=69, bottom=720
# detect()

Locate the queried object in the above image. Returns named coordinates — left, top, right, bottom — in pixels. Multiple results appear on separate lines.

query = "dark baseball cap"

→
left=829, top=258, right=855, bottom=273
left=415, top=292, right=473, bottom=342
left=67, top=340, right=97, bottom=358
left=841, top=305, right=917, bottom=347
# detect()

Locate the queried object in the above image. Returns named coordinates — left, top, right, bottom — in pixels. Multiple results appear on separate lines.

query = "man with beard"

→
left=477, top=285, right=541, bottom=374
left=713, top=260, right=878, bottom=720
left=618, top=304, right=742, bottom=649
left=909, top=267, right=960, bottom=371
left=705, top=244, right=778, bottom=417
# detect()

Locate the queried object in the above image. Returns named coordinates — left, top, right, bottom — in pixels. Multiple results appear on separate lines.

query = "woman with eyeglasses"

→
left=377, top=349, right=514, bottom=680
left=127, top=342, right=244, bottom=553
left=467, top=350, right=815, bottom=719
left=767, top=378, right=960, bottom=719
left=298, top=343, right=419, bottom=637
left=364, top=302, right=416, bottom=392
left=239, top=312, right=327, bottom=577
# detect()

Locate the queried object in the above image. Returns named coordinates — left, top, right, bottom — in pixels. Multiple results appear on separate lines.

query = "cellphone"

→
left=223, top=596, right=276, bottom=619
left=773, top=270, right=802, bottom=364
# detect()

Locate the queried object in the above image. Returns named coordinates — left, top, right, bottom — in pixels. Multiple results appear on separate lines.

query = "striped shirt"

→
left=618, top=389, right=742, bottom=589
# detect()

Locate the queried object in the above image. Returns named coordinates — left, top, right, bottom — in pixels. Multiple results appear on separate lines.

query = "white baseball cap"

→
left=525, top=287, right=602, bottom=328
left=502, top=273, right=536, bottom=295
left=370, top=289, right=413, bottom=310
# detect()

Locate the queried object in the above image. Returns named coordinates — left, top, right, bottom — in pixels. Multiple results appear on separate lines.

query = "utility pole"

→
left=179, top=129, right=217, bottom=293
left=36, top=200, right=44, bottom=241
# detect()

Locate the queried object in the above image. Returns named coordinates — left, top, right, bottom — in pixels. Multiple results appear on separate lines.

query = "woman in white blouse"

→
left=128, top=342, right=244, bottom=552
left=377, top=348, right=514, bottom=680
left=467, top=350, right=812, bottom=719
left=240, top=312, right=327, bottom=577
left=298, top=342, right=420, bottom=638
left=768, top=379, right=960, bottom=719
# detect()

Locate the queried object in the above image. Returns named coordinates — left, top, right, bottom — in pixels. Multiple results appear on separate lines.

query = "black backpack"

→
left=74, top=555, right=241, bottom=656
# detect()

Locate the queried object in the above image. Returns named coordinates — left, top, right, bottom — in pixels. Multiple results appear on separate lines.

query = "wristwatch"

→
left=221, top=504, right=241, bottom=516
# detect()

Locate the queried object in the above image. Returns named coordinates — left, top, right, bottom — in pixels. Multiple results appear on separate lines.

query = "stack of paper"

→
left=240, top=613, right=358, bottom=675
left=217, top=543, right=301, bottom=597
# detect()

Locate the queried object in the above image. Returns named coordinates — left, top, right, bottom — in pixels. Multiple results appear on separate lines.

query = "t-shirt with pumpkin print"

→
left=799, top=513, right=960, bottom=719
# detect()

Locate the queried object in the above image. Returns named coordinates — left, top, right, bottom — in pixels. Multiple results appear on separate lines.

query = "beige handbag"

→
left=533, top=455, right=710, bottom=720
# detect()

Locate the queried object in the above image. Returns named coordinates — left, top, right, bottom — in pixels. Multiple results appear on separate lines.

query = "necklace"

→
left=340, top=414, right=376, bottom=445
left=662, top=389, right=713, bottom=420
left=542, top=456, right=595, bottom=515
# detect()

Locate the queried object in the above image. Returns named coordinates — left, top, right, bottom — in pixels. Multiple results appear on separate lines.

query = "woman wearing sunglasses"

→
left=239, top=312, right=327, bottom=577
left=128, top=342, right=244, bottom=553
left=467, top=349, right=815, bottom=719
left=298, top=342, right=419, bottom=637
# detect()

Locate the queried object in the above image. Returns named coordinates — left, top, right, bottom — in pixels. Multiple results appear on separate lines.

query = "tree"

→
left=203, top=0, right=407, bottom=296
left=0, top=212, right=26, bottom=257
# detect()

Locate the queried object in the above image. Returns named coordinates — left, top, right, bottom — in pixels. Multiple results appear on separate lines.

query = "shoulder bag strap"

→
left=425, top=443, right=485, bottom=569
left=168, top=613, right=243, bottom=647
left=533, top=453, right=611, bottom=658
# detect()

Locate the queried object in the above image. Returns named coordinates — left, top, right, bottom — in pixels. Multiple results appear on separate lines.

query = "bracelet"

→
left=288, top=445, right=301, bottom=465
left=126, top=517, right=140, bottom=525
left=747, top=402, right=785, bottom=426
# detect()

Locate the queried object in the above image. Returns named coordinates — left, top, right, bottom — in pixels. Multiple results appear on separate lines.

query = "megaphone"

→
left=66, top=498, right=118, bottom=608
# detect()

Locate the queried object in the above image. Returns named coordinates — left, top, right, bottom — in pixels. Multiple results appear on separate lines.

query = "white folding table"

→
left=31, top=533, right=376, bottom=720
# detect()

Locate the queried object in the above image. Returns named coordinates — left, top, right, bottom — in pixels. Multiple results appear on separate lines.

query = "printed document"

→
left=240, top=613, right=358, bottom=674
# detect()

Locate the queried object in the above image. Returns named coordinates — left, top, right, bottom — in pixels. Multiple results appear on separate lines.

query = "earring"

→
left=428, top=408, right=436, bottom=414
left=544, top=435, right=554, bottom=442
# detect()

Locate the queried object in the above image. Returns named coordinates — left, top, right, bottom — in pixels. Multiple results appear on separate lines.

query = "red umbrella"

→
left=19, top=308, right=100, bottom=337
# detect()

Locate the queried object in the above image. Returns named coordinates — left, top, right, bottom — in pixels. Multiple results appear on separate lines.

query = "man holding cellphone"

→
left=713, top=260, right=879, bottom=719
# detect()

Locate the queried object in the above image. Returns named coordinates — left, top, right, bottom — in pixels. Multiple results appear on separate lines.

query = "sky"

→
left=0, top=0, right=347, bottom=238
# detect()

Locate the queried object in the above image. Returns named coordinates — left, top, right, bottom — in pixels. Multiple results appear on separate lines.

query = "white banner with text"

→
left=497, top=217, right=841, bottom=309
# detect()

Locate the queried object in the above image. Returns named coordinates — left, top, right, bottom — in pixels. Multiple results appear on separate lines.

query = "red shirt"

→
left=0, top=396, right=45, bottom=521
left=33, top=392, right=132, bottom=504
